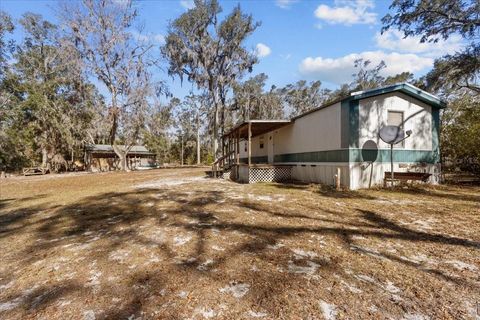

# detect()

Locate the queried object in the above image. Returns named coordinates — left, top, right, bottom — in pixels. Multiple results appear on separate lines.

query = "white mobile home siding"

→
left=274, top=102, right=349, bottom=186
left=240, top=102, right=349, bottom=186
left=236, top=87, right=442, bottom=189
left=274, top=102, right=342, bottom=154
left=350, top=92, right=440, bottom=189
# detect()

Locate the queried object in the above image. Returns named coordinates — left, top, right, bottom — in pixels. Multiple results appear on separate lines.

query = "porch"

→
left=213, top=120, right=292, bottom=183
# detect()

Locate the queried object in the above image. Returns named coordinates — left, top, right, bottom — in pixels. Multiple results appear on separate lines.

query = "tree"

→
left=143, top=98, right=176, bottom=165
left=175, top=107, right=195, bottom=166
left=181, top=93, right=208, bottom=164
left=61, top=0, right=163, bottom=170
left=420, top=48, right=480, bottom=95
left=232, top=73, right=284, bottom=121
left=280, top=80, right=330, bottom=117
left=0, top=11, right=14, bottom=76
left=16, top=13, right=91, bottom=167
left=441, top=94, right=480, bottom=173
left=0, top=13, right=101, bottom=172
left=383, top=71, right=415, bottom=86
left=0, top=11, right=15, bottom=171
left=351, top=58, right=386, bottom=91
left=382, top=0, right=480, bottom=94
left=163, top=0, right=259, bottom=158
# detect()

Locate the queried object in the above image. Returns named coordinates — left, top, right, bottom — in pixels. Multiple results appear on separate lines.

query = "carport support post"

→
left=248, top=122, right=252, bottom=166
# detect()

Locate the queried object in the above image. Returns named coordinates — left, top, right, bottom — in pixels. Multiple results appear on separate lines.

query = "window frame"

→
left=387, top=110, right=405, bottom=148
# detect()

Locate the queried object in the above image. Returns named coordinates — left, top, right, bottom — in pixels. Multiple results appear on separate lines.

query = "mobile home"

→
left=219, top=83, right=445, bottom=190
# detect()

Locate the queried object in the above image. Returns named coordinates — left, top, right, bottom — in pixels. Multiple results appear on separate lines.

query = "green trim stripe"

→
left=240, top=156, right=268, bottom=164
left=275, top=150, right=349, bottom=163
left=349, top=149, right=438, bottom=163
left=273, top=149, right=438, bottom=164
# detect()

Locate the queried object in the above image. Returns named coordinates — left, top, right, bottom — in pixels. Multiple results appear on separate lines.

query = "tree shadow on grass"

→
left=358, top=209, right=480, bottom=248
left=383, top=185, right=480, bottom=203
left=268, top=182, right=378, bottom=200
left=1, top=184, right=479, bottom=318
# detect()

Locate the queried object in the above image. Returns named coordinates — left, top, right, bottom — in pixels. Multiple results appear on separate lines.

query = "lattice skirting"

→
left=248, top=166, right=292, bottom=183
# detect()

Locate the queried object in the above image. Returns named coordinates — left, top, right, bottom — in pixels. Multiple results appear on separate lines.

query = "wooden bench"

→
left=384, top=171, right=431, bottom=186
left=23, top=167, right=50, bottom=176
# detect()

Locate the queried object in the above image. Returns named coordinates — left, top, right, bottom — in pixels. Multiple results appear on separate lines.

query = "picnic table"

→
left=23, top=167, right=50, bottom=176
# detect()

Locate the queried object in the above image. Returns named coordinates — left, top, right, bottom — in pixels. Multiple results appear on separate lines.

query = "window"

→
left=259, top=136, right=264, bottom=149
left=388, top=111, right=403, bottom=127
left=387, top=110, right=405, bottom=148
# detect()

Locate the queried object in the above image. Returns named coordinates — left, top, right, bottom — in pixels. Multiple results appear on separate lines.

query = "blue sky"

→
left=1, top=0, right=465, bottom=100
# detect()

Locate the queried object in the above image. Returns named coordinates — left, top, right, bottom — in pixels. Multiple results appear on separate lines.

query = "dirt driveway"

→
left=0, top=168, right=479, bottom=319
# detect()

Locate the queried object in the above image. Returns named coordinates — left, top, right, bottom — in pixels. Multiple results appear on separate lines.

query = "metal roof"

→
left=348, top=82, right=447, bottom=109
left=223, top=120, right=292, bottom=139
left=86, top=144, right=155, bottom=154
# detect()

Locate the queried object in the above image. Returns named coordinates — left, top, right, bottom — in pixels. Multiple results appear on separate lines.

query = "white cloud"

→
left=112, top=0, right=129, bottom=7
left=255, top=43, right=271, bottom=58
left=180, top=0, right=194, bottom=10
left=131, top=31, right=165, bottom=44
left=153, top=34, right=166, bottom=44
left=375, top=30, right=463, bottom=58
left=275, top=0, right=298, bottom=9
left=299, top=51, right=433, bottom=84
left=314, top=0, right=377, bottom=26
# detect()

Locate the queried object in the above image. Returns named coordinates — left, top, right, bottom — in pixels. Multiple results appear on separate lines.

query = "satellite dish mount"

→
left=379, top=126, right=412, bottom=187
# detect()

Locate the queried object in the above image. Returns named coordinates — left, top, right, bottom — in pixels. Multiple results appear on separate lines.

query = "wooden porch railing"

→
left=212, top=151, right=235, bottom=177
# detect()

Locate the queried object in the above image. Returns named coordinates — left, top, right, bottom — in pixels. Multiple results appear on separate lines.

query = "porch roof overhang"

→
left=223, top=120, right=292, bottom=139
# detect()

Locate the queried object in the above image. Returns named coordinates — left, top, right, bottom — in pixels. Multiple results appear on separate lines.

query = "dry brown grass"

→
left=0, top=168, right=479, bottom=320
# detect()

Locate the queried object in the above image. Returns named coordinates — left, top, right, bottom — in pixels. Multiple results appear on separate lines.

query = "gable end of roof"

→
left=349, top=83, right=446, bottom=109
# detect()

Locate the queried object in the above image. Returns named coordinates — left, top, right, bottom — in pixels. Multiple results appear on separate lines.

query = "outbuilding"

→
left=219, top=83, right=445, bottom=189
left=84, top=144, right=156, bottom=172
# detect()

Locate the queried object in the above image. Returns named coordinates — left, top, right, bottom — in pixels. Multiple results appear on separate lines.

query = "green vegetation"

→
left=0, top=0, right=478, bottom=174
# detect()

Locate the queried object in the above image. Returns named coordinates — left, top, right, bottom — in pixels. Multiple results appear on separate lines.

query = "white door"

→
left=267, top=133, right=274, bottom=164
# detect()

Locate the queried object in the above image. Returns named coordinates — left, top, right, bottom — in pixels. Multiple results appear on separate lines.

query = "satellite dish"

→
left=379, top=125, right=406, bottom=145
left=379, top=125, right=412, bottom=188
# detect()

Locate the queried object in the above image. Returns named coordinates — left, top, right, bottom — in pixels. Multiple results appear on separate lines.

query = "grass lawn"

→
left=0, top=168, right=479, bottom=319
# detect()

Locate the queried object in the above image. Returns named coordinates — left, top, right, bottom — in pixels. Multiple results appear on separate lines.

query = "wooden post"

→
left=228, top=136, right=231, bottom=167
left=248, top=122, right=252, bottom=167
left=236, top=131, right=240, bottom=180
left=335, top=167, right=341, bottom=190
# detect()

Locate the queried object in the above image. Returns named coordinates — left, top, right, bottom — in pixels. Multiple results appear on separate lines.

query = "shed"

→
left=85, top=144, right=156, bottom=171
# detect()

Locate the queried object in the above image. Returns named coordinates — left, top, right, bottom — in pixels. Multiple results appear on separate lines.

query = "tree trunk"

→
left=180, top=135, right=184, bottom=166
left=112, top=144, right=129, bottom=171
left=196, top=114, right=201, bottom=165
left=213, top=105, right=219, bottom=159
left=41, top=147, right=48, bottom=168
left=209, top=80, right=220, bottom=160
